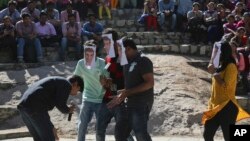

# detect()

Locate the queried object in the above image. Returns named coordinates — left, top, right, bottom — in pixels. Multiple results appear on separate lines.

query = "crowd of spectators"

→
left=2, top=0, right=250, bottom=63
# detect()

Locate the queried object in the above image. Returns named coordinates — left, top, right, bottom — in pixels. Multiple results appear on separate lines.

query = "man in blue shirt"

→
left=0, top=0, right=21, bottom=24
left=82, top=14, right=104, bottom=56
left=158, top=0, right=176, bottom=31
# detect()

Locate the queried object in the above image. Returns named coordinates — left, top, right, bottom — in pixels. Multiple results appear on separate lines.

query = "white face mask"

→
left=102, top=34, right=115, bottom=58
left=84, top=45, right=96, bottom=69
left=117, top=38, right=128, bottom=66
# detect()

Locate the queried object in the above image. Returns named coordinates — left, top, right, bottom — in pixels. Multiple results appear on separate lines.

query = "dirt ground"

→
left=1, top=54, right=248, bottom=138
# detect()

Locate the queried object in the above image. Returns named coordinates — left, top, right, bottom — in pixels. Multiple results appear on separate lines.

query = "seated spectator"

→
left=143, top=0, right=158, bottom=31
left=237, top=12, right=250, bottom=36
left=43, top=1, right=60, bottom=27
left=60, top=14, right=81, bottom=61
left=98, top=0, right=112, bottom=20
left=21, top=0, right=41, bottom=22
left=187, top=2, right=206, bottom=43
left=82, top=0, right=98, bottom=20
left=223, top=14, right=237, bottom=34
left=60, top=1, right=80, bottom=23
left=119, top=0, right=137, bottom=9
left=0, top=16, right=16, bottom=61
left=203, top=2, right=220, bottom=44
left=158, top=0, right=176, bottom=31
left=16, top=13, right=43, bottom=63
left=231, top=27, right=248, bottom=48
left=176, top=0, right=192, bottom=32
left=36, top=12, right=59, bottom=47
left=232, top=2, right=245, bottom=18
left=82, top=14, right=103, bottom=55
left=0, top=0, right=21, bottom=24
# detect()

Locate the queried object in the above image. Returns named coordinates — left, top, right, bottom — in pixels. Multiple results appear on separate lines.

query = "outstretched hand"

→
left=107, top=89, right=127, bottom=109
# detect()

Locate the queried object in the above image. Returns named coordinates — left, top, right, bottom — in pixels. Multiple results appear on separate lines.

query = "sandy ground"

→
left=1, top=54, right=248, bottom=138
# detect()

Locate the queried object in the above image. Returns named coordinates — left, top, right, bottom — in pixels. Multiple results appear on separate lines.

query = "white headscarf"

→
left=117, top=38, right=128, bottom=66
left=102, top=34, right=115, bottom=58
left=84, top=45, right=96, bottom=69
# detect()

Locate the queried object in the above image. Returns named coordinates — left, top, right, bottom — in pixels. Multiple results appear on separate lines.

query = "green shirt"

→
left=74, top=58, right=109, bottom=103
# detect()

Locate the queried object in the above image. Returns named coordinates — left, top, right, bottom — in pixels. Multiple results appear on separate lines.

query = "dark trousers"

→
left=0, top=35, right=17, bottom=60
left=38, top=36, right=60, bottom=47
left=82, top=3, right=98, bottom=20
left=17, top=105, right=55, bottom=141
left=115, top=104, right=152, bottom=141
left=96, top=103, right=134, bottom=141
left=203, top=101, right=239, bottom=141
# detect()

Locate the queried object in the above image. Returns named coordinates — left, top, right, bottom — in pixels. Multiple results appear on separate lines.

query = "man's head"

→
left=68, top=14, right=76, bottom=24
left=8, top=0, right=17, bottom=12
left=122, top=37, right=137, bottom=60
left=27, top=0, right=36, bottom=11
left=192, top=2, right=200, bottom=11
left=3, top=16, right=12, bottom=26
left=68, top=75, right=84, bottom=96
left=243, top=12, right=250, bottom=21
left=22, top=13, right=31, bottom=24
left=83, top=40, right=96, bottom=65
left=88, top=13, right=96, bottom=26
left=46, top=1, right=55, bottom=10
left=102, top=36, right=111, bottom=53
left=39, top=12, right=48, bottom=24
left=103, top=28, right=119, bottom=55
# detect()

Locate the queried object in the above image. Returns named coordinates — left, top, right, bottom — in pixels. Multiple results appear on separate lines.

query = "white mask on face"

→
left=117, top=38, right=128, bottom=66
left=84, top=45, right=96, bottom=69
left=102, top=34, right=115, bottom=58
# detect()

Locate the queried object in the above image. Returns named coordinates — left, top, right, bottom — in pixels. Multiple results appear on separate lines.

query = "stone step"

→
left=0, top=105, right=18, bottom=124
left=111, top=9, right=143, bottom=20
left=118, top=32, right=191, bottom=45
left=236, top=95, right=250, bottom=113
left=0, top=44, right=212, bottom=64
left=137, top=44, right=212, bottom=56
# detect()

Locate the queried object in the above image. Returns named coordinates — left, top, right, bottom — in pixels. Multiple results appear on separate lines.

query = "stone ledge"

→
left=236, top=95, right=250, bottom=112
left=0, top=105, right=18, bottom=124
left=0, top=127, right=30, bottom=140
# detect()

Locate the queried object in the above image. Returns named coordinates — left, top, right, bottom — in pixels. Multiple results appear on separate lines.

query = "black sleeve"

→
left=139, top=57, right=153, bottom=76
left=55, top=82, right=71, bottom=114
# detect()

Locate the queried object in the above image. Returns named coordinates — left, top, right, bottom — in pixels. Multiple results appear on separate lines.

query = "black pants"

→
left=203, top=101, right=239, bottom=141
left=0, top=35, right=17, bottom=60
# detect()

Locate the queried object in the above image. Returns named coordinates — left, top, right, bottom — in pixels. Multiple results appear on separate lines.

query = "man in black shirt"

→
left=17, top=75, right=84, bottom=141
left=107, top=38, right=154, bottom=141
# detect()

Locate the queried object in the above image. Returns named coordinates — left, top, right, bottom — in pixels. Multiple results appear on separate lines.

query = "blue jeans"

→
left=60, top=37, right=81, bottom=57
left=17, top=38, right=43, bottom=59
left=17, top=105, right=55, bottom=141
left=77, top=101, right=102, bottom=141
left=96, top=103, right=134, bottom=141
left=119, top=0, right=137, bottom=8
left=159, top=13, right=176, bottom=30
left=116, top=105, right=152, bottom=141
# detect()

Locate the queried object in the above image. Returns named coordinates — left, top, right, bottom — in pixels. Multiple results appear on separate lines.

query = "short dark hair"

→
left=123, top=37, right=137, bottom=50
left=103, top=28, right=119, bottom=41
left=40, top=11, right=47, bottom=17
left=21, top=13, right=31, bottom=19
left=27, top=0, right=34, bottom=4
left=88, top=13, right=96, bottom=19
left=8, top=0, right=17, bottom=7
left=68, top=75, right=84, bottom=93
